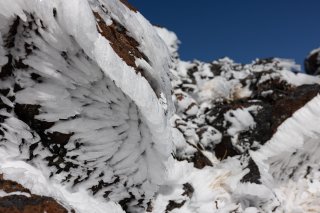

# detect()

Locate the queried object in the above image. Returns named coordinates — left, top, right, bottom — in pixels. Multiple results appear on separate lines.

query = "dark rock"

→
left=0, top=174, right=72, bottom=213
left=192, top=151, right=213, bottom=169
left=165, top=200, right=186, bottom=213
left=93, top=12, right=149, bottom=71
left=182, top=183, right=194, bottom=198
left=214, top=136, right=239, bottom=160
left=241, top=158, right=261, bottom=184
left=305, top=48, right=320, bottom=75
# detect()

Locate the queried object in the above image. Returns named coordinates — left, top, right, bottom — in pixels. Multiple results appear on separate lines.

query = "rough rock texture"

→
left=171, top=57, right=320, bottom=169
left=153, top=27, right=320, bottom=213
left=305, top=48, right=320, bottom=75
left=0, top=175, right=71, bottom=213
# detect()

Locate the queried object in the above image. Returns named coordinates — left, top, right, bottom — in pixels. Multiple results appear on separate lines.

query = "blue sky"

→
left=130, top=0, right=320, bottom=66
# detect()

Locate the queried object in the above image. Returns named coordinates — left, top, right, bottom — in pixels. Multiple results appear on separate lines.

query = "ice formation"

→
left=0, top=0, right=320, bottom=213
left=155, top=27, right=320, bottom=213
left=0, top=0, right=172, bottom=212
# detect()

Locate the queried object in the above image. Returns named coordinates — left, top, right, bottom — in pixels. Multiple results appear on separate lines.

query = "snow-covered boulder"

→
left=0, top=0, right=173, bottom=212
left=0, top=174, right=73, bottom=212
left=305, top=47, right=320, bottom=75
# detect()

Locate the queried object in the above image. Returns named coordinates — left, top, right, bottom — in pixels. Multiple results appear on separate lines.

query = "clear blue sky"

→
left=130, top=0, right=320, bottom=66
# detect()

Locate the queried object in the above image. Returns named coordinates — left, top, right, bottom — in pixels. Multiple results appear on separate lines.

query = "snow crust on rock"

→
left=1, top=2, right=320, bottom=213
left=0, top=157, right=125, bottom=213
left=250, top=95, right=320, bottom=212
left=308, top=47, right=320, bottom=57
left=151, top=157, right=249, bottom=213
left=305, top=47, right=320, bottom=75
left=156, top=27, right=320, bottom=213
left=251, top=95, right=320, bottom=163
left=0, top=0, right=173, bottom=212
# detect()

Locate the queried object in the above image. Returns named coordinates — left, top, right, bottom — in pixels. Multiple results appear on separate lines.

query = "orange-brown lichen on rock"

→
left=93, top=12, right=149, bottom=73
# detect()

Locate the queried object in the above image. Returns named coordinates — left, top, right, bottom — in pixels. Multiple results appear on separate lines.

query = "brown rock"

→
left=93, top=12, right=149, bottom=73
left=119, top=0, right=138, bottom=12
left=305, top=48, right=320, bottom=75
left=0, top=174, right=73, bottom=213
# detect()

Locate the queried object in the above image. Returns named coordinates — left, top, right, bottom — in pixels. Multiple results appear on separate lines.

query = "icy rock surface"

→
left=152, top=27, right=320, bottom=213
left=305, top=47, right=320, bottom=75
left=0, top=0, right=172, bottom=212
left=1, top=1, right=320, bottom=213
left=0, top=174, right=73, bottom=212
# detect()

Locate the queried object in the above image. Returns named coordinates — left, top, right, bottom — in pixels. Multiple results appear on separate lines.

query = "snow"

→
left=150, top=157, right=249, bottom=213
left=0, top=159, right=125, bottom=213
left=280, top=70, right=320, bottom=86
left=0, top=190, right=31, bottom=198
left=224, top=106, right=259, bottom=137
left=154, top=26, right=180, bottom=59
left=0, top=0, right=174, bottom=211
left=160, top=25, right=320, bottom=212
left=251, top=95, right=320, bottom=164
left=308, top=47, right=320, bottom=57
left=97, top=0, right=174, bottom=115
left=199, top=77, right=240, bottom=101
left=250, top=95, right=320, bottom=212
left=1, top=0, right=320, bottom=212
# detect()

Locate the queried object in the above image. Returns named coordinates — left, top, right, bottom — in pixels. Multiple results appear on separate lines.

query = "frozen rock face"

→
left=305, top=48, right=320, bottom=75
left=0, top=174, right=72, bottom=213
left=152, top=28, right=320, bottom=213
left=1, top=1, right=320, bottom=213
left=0, top=0, right=172, bottom=212
left=171, top=57, right=320, bottom=164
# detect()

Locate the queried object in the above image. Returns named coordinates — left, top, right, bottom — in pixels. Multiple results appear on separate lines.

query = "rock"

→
left=305, top=48, right=320, bottom=75
left=0, top=175, right=72, bottom=213
left=1, top=1, right=320, bottom=213
left=0, top=0, right=173, bottom=212
left=169, top=55, right=320, bottom=167
left=158, top=25, right=320, bottom=211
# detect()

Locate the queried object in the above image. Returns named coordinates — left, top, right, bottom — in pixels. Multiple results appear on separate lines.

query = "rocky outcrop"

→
left=0, top=174, right=71, bottom=213
left=305, top=48, right=320, bottom=75
left=1, top=1, right=320, bottom=213
left=170, top=56, right=320, bottom=165
left=154, top=28, right=320, bottom=212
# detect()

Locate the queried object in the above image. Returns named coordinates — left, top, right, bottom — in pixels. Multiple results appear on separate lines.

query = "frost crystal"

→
left=1, top=1, right=320, bottom=213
